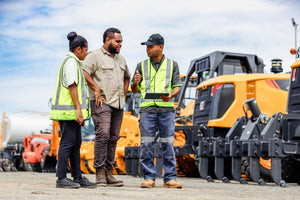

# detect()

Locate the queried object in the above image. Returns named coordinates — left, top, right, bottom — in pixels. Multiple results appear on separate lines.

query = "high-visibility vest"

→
left=50, top=56, right=90, bottom=121
left=140, top=57, right=174, bottom=108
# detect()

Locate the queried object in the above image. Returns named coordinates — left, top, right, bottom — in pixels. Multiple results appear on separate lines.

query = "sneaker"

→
left=56, top=178, right=80, bottom=189
left=163, top=179, right=182, bottom=189
left=141, top=179, right=155, bottom=188
left=73, top=176, right=97, bottom=188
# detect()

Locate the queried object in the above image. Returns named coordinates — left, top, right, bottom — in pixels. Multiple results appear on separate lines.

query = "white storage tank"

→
left=1, top=111, right=52, bottom=148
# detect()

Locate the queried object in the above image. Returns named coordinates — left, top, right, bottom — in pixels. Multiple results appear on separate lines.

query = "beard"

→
left=108, top=43, right=119, bottom=54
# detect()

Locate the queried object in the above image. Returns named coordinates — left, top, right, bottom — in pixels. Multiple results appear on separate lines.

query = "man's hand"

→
left=134, top=70, right=142, bottom=84
left=160, top=87, right=181, bottom=102
left=131, top=69, right=142, bottom=93
left=95, top=89, right=105, bottom=107
left=83, top=70, right=105, bottom=107
left=160, top=95, right=171, bottom=102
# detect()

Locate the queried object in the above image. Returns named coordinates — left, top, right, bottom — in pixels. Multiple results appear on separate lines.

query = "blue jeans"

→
left=139, top=111, right=177, bottom=183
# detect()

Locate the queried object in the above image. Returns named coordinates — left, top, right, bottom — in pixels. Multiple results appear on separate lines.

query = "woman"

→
left=50, top=32, right=96, bottom=189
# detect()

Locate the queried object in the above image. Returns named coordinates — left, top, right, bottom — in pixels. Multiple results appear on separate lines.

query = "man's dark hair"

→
left=103, top=27, right=121, bottom=43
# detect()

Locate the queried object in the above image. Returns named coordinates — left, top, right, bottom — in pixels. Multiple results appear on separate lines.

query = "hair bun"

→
left=67, top=31, right=77, bottom=42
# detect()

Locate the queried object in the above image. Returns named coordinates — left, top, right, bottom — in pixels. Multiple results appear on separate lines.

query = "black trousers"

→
left=56, top=120, right=82, bottom=179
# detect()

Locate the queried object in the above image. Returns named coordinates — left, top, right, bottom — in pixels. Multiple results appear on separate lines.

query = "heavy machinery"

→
left=0, top=111, right=54, bottom=171
left=193, top=73, right=289, bottom=183
left=172, top=52, right=300, bottom=186
left=22, top=120, right=59, bottom=172
left=169, top=52, right=300, bottom=187
left=191, top=59, right=300, bottom=187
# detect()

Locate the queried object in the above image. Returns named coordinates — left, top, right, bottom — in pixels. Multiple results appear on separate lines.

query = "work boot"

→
left=56, top=177, right=80, bottom=189
left=105, top=168, right=124, bottom=187
left=163, top=179, right=182, bottom=189
left=73, top=176, right=97, bottom=188
left=141, top=179, right=155, bottom=188
left=96, top=167, right=107, bottom=187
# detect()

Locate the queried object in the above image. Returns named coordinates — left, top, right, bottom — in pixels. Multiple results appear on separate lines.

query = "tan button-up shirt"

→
left=83, top=47, right=131, bottom=109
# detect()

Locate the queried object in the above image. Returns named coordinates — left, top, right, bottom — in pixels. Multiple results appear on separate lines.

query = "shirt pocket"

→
left=99, top=64, right=114, bottom=77
left=101, top=64, right=114, bottom=70
left=118, top=63, right=126, bottom=71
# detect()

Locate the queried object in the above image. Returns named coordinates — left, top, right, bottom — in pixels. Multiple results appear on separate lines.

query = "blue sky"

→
left=1, top=0, right=300, bottom=114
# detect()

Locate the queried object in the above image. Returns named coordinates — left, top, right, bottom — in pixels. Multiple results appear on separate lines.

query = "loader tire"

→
left=176, top=155, right=199, bottom=177
left=258, top=156, right=300, bottom=183
left=24, top=163, right=33, bottom=171
left=241, top=157, right=250, bottom=179
left=2, top=165, right=10, bottom=172
left=241, top=157, right=272, bottom=182
left=31, top=163, right=42, bottom=172
left=243, top=156, right=300, bottom=184
left=258, top=157, right=273, bottom=182
left=11, top=166, right=18, bottom=172
left=281, top=156, right=300, bottom=184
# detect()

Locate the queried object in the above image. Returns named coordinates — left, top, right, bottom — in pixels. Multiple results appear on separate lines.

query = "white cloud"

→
left=1, top=0, right=300, bottom=112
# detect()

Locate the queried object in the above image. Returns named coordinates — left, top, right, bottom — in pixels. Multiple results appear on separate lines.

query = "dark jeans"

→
left=139, top=111, right=177, bottom=183
left=91, top=101, right=123, bottom=170
left=56, top=120, right=82, bottom=179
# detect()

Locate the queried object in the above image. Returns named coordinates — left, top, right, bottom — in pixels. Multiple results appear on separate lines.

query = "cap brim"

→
left=141, top=41, right=156, bottom=46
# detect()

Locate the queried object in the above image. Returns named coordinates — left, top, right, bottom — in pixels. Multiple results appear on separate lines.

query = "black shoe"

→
left=74, top=176, right=97, bottom=188
left=56, top=178, right=80, bottom=189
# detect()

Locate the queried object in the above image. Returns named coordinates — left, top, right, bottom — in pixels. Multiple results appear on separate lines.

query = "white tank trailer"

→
left=1, top=111, right=52, bottom=148
left=0, top=111, right=52, bottom=171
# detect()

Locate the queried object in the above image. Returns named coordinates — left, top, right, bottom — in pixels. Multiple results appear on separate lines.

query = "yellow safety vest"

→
left=140, top=58, right=174, bottom=108
left=50, top=56, right=90, bottom=121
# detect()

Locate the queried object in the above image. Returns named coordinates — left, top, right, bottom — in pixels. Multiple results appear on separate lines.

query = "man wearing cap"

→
left=131, top=33, right=182, bottom=188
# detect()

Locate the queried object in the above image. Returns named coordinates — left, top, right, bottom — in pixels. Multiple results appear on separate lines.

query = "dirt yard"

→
left=0, top=172, right=299, bottom=200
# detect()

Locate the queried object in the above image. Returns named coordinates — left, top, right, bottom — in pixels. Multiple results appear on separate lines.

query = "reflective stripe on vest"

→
left=50, top=56, right=90, bottom=121
left=140, top=58, right=174, bottom=107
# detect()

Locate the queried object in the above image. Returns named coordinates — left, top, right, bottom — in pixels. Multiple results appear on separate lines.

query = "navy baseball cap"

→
left=141, top=33, right=164, bottom=46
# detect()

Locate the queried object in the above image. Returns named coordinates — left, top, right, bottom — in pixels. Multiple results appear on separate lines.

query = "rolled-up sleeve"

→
left=124, top=62, right=131, bottom=79
left=82, top=52, right=96, bottom=75
left=172, top=61, right=182, bottom=88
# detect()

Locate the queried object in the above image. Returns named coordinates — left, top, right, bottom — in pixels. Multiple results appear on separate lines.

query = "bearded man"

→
left=83, top=28, right=131, bottom=187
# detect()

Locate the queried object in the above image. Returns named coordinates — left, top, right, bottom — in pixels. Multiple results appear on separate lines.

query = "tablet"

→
left=144, top=92, right=169, bottom=99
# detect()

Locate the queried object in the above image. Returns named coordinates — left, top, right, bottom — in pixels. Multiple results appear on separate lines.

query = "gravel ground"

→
left=0, top=172, right=299, bottom=200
